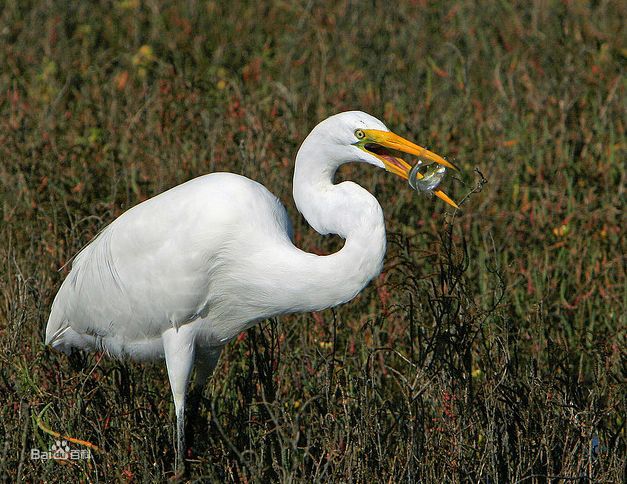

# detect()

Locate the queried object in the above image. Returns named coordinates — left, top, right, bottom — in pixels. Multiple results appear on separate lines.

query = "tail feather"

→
left=46, top=280, right=72, bottom=348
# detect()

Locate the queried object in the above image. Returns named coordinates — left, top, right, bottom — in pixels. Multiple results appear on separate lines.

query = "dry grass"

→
left=0, top=0, right=625, bottom=482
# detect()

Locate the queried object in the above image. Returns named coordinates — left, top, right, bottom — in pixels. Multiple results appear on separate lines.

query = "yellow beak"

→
left=361, top=129, right=459, bottom=209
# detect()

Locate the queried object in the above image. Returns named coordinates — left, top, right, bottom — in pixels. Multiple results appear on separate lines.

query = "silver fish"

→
left=408, top=160, right=447, bottom=192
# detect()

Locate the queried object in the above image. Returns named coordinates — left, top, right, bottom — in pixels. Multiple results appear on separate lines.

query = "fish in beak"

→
left=358, top=129, right=459, bottom=209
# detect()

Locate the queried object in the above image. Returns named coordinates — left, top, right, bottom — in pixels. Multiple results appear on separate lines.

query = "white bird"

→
left=45, top=111, right=457, bottom=469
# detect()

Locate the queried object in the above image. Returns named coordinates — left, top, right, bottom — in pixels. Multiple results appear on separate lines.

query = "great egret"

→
left=46, top=111, right=457, bottom=469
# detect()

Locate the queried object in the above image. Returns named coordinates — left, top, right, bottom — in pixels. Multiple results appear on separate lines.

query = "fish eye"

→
left=355, top=129, right=365, bottom=140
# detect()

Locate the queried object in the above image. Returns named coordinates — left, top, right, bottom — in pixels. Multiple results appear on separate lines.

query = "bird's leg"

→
left=162, top=326, right=196, bottom=477
left=192, top=345, right=223, bottom=400
left=187, top=346, right=223, bottom=450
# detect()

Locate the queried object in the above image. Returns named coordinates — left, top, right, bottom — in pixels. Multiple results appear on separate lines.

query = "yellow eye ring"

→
left=355, top=129, right=365, bottom=140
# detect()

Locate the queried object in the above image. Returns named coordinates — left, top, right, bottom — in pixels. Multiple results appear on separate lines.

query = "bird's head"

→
left=308, top=111, right=459, bottom=208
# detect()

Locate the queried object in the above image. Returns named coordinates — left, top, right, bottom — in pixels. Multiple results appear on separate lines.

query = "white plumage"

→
left=46, top=111, right=457, bottom=470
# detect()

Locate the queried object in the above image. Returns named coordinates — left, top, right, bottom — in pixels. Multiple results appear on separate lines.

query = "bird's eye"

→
left=355, top=129, right=365, bottom=140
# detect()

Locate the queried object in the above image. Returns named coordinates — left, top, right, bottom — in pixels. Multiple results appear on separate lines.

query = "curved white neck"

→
left=269, top=138, right=387, bottom=313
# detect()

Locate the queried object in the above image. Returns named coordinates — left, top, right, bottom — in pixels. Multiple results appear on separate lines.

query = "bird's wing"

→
left=45, top=173, right=292, bottom=356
